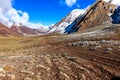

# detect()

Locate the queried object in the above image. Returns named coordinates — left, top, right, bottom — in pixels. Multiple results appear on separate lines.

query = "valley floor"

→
left=0, top=31, right=120, bottom=80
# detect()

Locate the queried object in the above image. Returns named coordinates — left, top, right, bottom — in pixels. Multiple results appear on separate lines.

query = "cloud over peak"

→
left=58, top=0, right=78, bottom=7
left=65, top=0, right=76, bottom=7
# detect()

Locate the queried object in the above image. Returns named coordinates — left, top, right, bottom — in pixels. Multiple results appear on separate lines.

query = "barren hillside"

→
left=0, top=24, right=119, bottom=80
left=0, top=23, right=19, bottom=37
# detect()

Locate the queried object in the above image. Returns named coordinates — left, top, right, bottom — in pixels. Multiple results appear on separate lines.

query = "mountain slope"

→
left=65, top=0, right=116, bottom=33
left=111, top=6, right=120, bottom=24
left=49, top=0, right=119, bottom=34
left=10, top=24, right=40, bottom=36
left=0, top=23, right=19, bottom=37
left=48, top=9, right=85, bottom=33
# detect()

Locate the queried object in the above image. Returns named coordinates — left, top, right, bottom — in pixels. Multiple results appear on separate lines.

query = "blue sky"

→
left=13, top=0, right=96, bottom=26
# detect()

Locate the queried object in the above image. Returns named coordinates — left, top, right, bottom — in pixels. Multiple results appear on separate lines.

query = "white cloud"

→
left=5, top=8, right=29, bottom=24
left=65, top=0, right=76, bottom=7
left=58, top=0, right=80, bottom=7
left=0, top=0, right=12, bottom=11
left=0, top=0, right=48, bottom=29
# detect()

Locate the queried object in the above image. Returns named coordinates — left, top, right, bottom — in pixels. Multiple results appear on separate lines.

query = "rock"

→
left=92, top=58, right=96, bottom=61
left=89, top=47, right=96, bottom=51
left=0, top=67, right=5, bottom=72
left=106, top=48, right=112, bottom=51
left=78, top=42, right=84, bottom=46
left=3, top=65, right=14, bottom=72
left=62, top=53, right=68, bottom=57
left=0, top=73, right=6, bottom=77
left=118, top=46, right=120, bottom=49
left=66, top=56, right=77, bottom=62
left=99, top=40, right=106, bottom=44
left=72, top=42, right=78, bottom=47
left=7, top=74, right=16, bottom=80
left=20, top=70, right=34, bottom=75
left=104, top=48, right=113, bottom=54
left=94, top=42, right=98, bottom=46
left=79, top=74, right=86, bottom=80
left=95, top=46, right=102, bottom=49
left=66, top=43, right=72, bottom=47
left=0, top=54, right=6, bottom=59
left=24, top=77, right=32, bottom=80
left=89, top=46, right=101, bottom=51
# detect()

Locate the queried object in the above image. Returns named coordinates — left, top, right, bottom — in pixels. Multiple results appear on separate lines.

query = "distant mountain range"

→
left=10, top=24, right=48, bottom=36
left=0, top=23, right=48, bottom=37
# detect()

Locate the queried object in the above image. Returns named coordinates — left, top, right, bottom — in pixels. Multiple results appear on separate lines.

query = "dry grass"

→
left=0, top=37, right=43, bottom=51
left=0, top=30, right=119, bottom=80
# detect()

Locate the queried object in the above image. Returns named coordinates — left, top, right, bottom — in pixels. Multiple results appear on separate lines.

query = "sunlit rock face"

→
left=65, top=0, right=116, bottom=33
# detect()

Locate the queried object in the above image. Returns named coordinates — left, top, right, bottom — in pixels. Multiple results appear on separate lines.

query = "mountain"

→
left=0, top=23, right=19, bottom=37
left=33, top=27, right=48, bottom=34
left=65, top=0, right=116, bottom=33
left=48, top=9, right=85, bottom=34
left=0, top=21, right=49, bottom=36
left=10, top=24, right=40, bottom=36
left=0, top=22, right=48, bottom=36
left=48, top=0, right=120, bottom=34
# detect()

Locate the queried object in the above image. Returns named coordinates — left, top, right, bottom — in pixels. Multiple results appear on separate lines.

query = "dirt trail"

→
left=0, top=36, right=119, bottom=80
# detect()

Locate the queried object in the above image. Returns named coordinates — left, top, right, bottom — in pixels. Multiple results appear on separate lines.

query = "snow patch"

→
left=48, top=9, right=85, bottom=33
left=102, top=0, right=120, bottom=6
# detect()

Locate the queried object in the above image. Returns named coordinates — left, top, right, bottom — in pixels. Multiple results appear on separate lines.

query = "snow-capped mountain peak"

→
left=103, top=0, right=120, bottom=6
left=48, top=9, right=85, bottom=33
left=65, top=9, right=85, bottom=23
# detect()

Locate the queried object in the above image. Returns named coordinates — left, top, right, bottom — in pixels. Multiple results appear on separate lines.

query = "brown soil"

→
left=0, top=34, right=119, bottom=80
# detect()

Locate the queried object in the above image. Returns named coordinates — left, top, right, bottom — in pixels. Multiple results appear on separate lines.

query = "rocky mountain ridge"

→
left=49, top=0, right=120, bottom=34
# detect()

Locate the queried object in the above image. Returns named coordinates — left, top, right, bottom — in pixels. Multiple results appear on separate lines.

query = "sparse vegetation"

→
left=0, top=25, right=119, bottom=80
left=0, top=37, right=43, bottom=51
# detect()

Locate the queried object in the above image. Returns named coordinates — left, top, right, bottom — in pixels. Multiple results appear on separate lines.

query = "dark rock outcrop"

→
left=111, top=6, right=120, bottom=24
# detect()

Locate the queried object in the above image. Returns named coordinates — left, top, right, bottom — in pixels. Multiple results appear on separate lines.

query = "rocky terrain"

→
left=0, top=0, right=120, bottom=80
left=0, top=23, right=119, bottom=80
